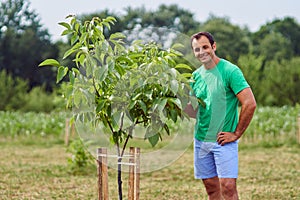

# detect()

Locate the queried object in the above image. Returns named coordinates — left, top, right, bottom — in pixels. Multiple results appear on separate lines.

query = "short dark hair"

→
left=190, top=32, right=215, bottom=48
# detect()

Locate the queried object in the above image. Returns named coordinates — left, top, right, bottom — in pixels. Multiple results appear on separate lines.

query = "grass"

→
left=0, top=136, right=299, bottom=199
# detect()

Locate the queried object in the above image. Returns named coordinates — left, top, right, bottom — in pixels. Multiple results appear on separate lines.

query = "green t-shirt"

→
left=191, top=59, right=249, bottom=142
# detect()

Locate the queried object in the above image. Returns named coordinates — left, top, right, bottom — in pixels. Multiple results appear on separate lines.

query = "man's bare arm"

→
left=184, top=103, right=198, bottom=118
left=217, top=87, right=256, bottom=145
left=234, top=87, right=257, bottom=138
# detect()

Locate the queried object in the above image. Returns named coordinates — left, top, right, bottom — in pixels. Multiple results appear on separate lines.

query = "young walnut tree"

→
left=39, top=16, right=198, bottom=199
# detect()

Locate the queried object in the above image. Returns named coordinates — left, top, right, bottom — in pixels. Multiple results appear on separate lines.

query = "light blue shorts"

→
left=194, top=139, right=238, bottom=179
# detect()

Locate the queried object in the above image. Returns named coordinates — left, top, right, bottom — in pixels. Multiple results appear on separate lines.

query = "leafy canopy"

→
left=39, top=15, right=198, bottom=148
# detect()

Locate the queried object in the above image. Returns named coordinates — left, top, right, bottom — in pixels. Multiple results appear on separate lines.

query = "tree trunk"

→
left=117, top=155, right=123, bottom=200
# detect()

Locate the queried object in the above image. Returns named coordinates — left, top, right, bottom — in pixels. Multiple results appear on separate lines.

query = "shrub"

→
left=21, top=86, right=63, bottom=113
left=66, top=139, right=96, bottom=175
left=0, top=69, right=65, bottom=112
left=0, top=70, right=28, bottom=110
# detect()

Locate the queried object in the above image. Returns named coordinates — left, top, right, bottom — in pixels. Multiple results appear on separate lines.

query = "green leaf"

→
left=69, top=71, right=75, bottom=85
left=147, top=133, right=160, bottom=147
left=85, top=56, right=94, bottom=77
left=144, top=89, right=153, bottom=100
left=129, top=100, right=137, bottom=110
left=58, top=22, right=71, bottom=30
left=56, top=66, right=68, bottom=83
left=138, top=100, right=147, bottom=113
left=198, top=98, right=206, bottom=108
left=61, top=29, right=72, bottom=36
left=153, top=99, right=167, bottom=112
left=63, top=47, right=77, bottom=59
left=112, top=111, right=122, bottom=126
left=172, top=67, right=178, bottom=76
left=74, top=53, right=85, bottom=66
left=102, top=21, right=111, bottom=30
left=170, top=80, right=179, bottom=94
left=74, top=23, right=80, bottom=33
left=93, top=27, right=104, bottom=39
left=72, top=68, right=80, bottom=75
left=168, top=98, right=182, bottom=109
left=181, top=73, right=192, bottom=78
left=171, top=43, right=184, bottom=50
left=96, top=100, right=107, bottom=113
left=66, top=14, right=75, bottom=19
left=95, top=64, right=108, bottom=82
left=166, top=56, right=177, bottom=67
left=164, top=124, right=170, bottom=135
left=116, top=56, right=133, bottom=65
left=170, top=109, right=178, bottom=122
left=109, top=32, right=126, bottom=40
left=70, top=35, right=79, bottom=45
left=128, top=53, right=145, bottom=60
left=190, top=96, right=199, bottom=109
left=73, top=89, right=81, bottom=107
left=104, top=16, right=117, bottom=23
left=39, top=59, right=60, bottom=67
left=175, top=64, right=192, bottom=71
left=115, top=63, right=126, bottom=77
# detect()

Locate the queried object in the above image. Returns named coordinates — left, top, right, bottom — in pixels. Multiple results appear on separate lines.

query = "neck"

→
left=203, top=56, right=220, bottom=70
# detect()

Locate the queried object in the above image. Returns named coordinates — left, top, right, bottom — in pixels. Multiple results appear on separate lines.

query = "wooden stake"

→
left=135, top=148, right=140, bottom=200
left=97, top=148, right=109, bottom=200
left=297, top=117, right=300, bottom=144
left=64, top=118, right=70, bottom=146
left=96, top=147, right=140, bottom=199
left=128, top=147, right=135, bottom=200
left=128, top=147, right=140, bottom=200
left=71, top=122, right=76, bottom=137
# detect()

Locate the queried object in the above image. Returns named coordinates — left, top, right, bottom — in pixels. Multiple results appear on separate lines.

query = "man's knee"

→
left=220, top=178, right=238, bottom=198
left=202, top=177, right=221, bottom=197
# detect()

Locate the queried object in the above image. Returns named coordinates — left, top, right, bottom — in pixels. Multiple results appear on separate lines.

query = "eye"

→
left=194, top=47, right=200, bottom=52
left=203, top=45, right=209, bottom=50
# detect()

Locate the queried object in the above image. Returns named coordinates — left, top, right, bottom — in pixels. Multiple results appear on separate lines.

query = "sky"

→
left=28, top=0, right=300, bottom=41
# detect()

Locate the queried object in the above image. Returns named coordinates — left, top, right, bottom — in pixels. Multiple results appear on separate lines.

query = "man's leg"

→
left=214, top=141, right=239, bottom=199
left=220, top=178, right=238, bottom=200
left=194, top=140, right=222, bottom=199
left=202, top=176, right=221, bottom=200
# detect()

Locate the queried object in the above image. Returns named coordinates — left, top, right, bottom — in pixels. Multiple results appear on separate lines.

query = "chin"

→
left=200, top=59, right=209, bottom=64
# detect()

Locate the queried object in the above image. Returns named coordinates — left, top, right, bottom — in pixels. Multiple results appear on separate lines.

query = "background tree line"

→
left=0, top=0, right=299, bottom=111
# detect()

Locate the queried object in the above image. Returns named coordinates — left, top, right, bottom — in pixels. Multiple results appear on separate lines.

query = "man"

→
left=186, top=32, right=256, bottom=200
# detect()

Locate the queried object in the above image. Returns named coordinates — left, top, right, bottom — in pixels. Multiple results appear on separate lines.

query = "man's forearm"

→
left=234, top=102, right=256, bottom=139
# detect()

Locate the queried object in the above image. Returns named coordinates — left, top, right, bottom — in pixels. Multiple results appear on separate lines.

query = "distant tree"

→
left=201, top=15, right=251, bottom=63
left=124, top=4, right=200, bottom=46
left=78, top=4, right=200, bottom=47
left=238, top=54, right=265, bottom=104
left=259, top=32, right=293, bottom=61
left=252, top=17, right=300, bottom=57
left=138, top=4, right=200, bottom=34
left=0, top=0, right=58, bottom=89
left=246, top=17, right=300, bottom=106
left=262, top=57, right=300, bottom=106
left=239, top=53, right=300, bottom=106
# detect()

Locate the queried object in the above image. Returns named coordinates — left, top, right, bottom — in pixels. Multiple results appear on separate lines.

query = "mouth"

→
left=198, top=53, right=209, bottom=60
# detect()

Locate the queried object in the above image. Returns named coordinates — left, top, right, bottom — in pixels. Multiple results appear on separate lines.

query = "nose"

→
left=199, top=47, right=206, bottom=55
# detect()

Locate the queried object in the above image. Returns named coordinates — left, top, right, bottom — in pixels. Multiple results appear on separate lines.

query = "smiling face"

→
left=192, top=36, right=218, bottom=69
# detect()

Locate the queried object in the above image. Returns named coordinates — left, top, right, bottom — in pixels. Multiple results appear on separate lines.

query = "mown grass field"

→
left=0, top=106, right=299, bottom=199
left=0, top=135, right=299, bottom=200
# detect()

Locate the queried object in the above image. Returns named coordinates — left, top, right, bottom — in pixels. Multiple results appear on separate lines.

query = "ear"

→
left=212, top=42, right=217, bottom=51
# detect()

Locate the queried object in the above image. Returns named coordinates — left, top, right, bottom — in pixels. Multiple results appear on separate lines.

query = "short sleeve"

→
left=229, top=68, right=249, bottom=95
